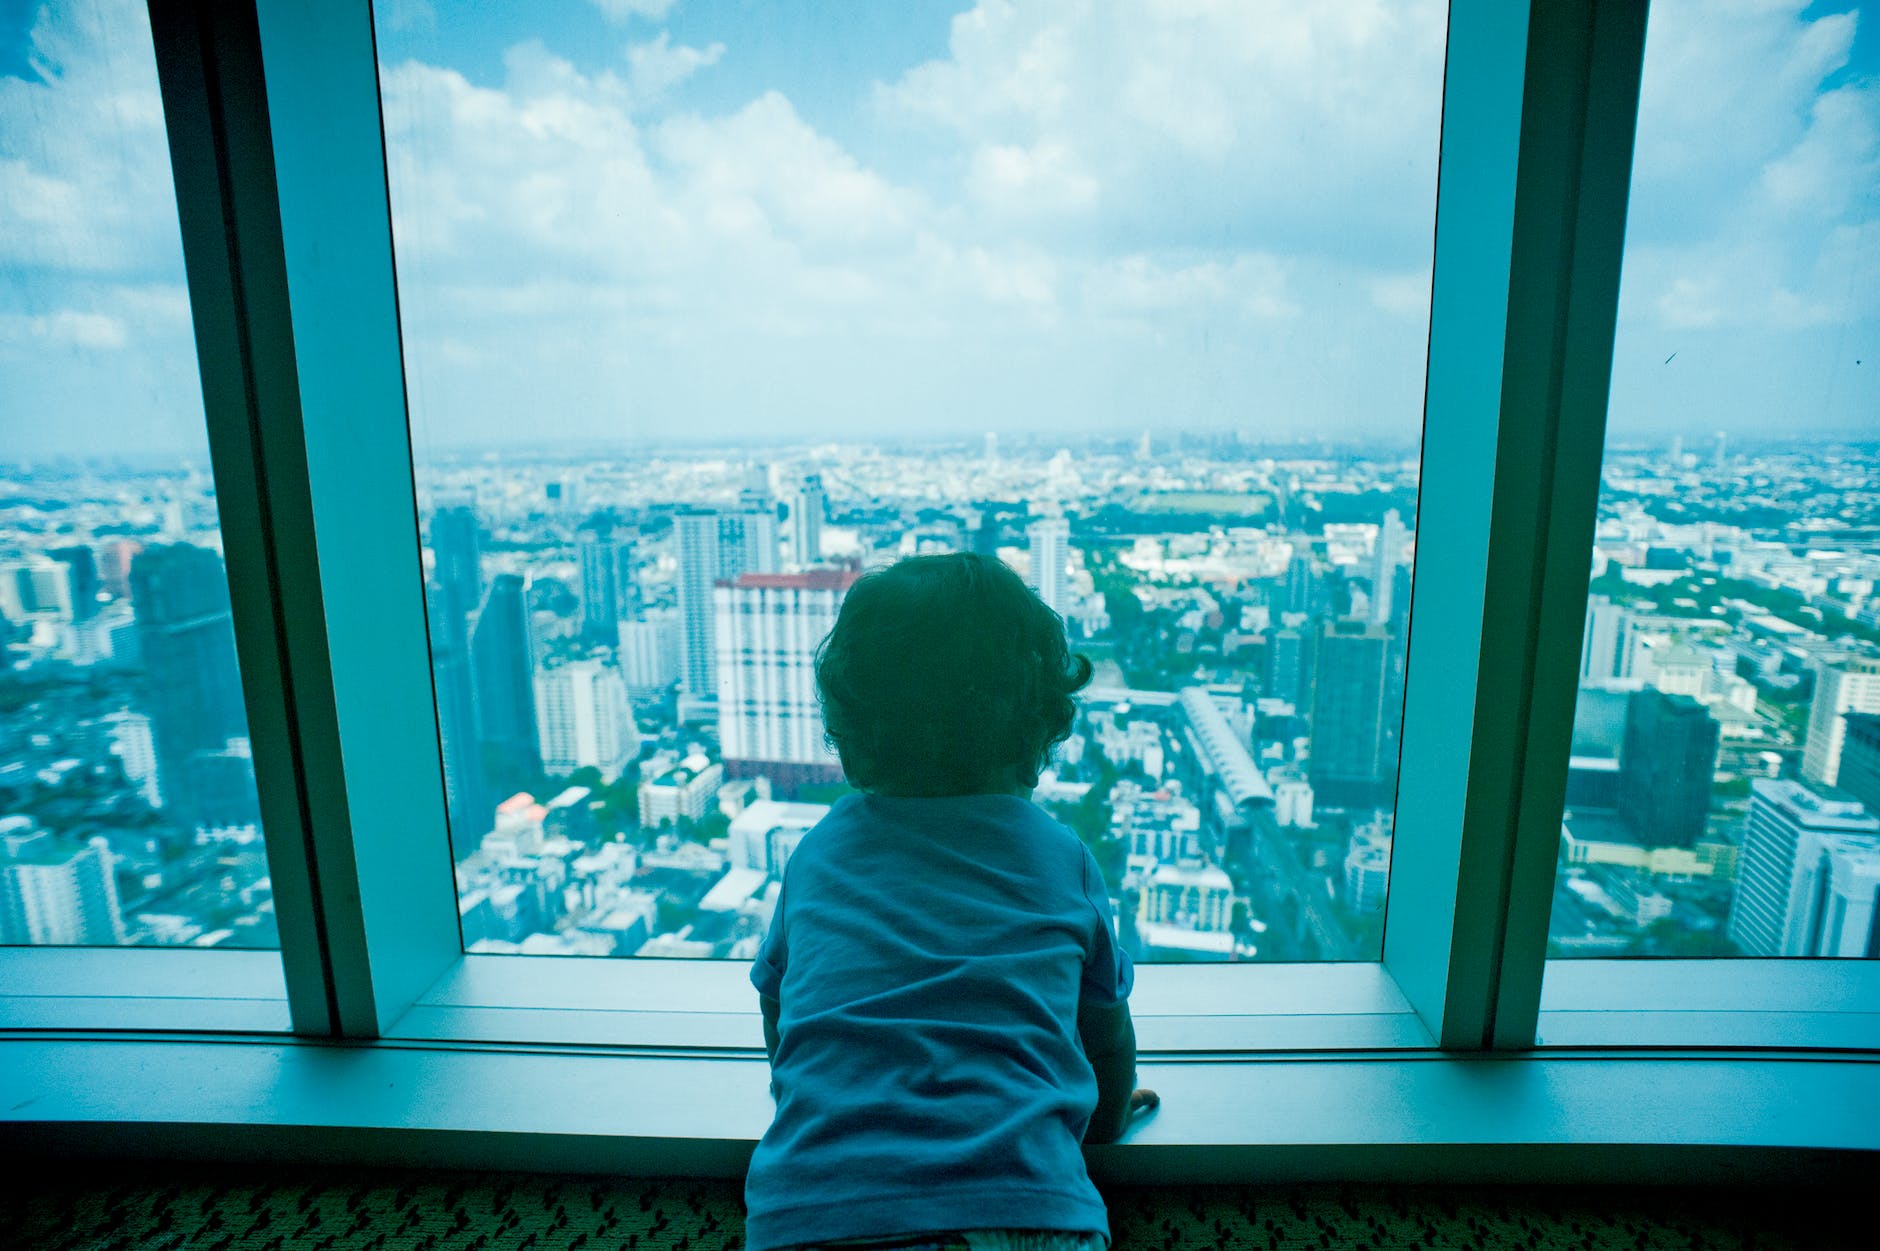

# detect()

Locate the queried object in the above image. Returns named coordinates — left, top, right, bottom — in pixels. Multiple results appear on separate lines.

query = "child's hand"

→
left=1128, top=1089, right=1159, bottom=1120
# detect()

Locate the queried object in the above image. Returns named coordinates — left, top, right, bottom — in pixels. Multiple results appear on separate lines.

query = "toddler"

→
left=745, top=552, right=1156, bottom=1251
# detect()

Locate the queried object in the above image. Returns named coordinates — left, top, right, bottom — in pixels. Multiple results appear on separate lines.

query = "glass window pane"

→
left=1549, top=0, right=1880, bottom=960
left=0, top=1, right=279, bottom=949
left=378, top=1, right=1446, bottom=962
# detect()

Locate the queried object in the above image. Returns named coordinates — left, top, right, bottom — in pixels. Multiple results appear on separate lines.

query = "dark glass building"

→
left=1617, top=688, right=1720, bottom=847
left=1308, top=617, right=1391, bottom=807
left=470, top=573, right=540, bottom=801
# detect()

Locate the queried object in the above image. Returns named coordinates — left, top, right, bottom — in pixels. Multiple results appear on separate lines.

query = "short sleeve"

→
left=1078, top=843, right=1134, bottom=1004
left=751, top=880, right=787, bottom=999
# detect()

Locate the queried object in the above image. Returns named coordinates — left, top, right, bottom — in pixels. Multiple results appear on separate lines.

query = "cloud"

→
left=0, top=309, right=127, bottom=349
left=589, top=0, right=677, bottom=24
left=625, top=32, right=724, bottom=102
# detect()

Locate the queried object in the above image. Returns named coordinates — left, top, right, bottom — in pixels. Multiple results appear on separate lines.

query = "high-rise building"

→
left=613, top=531, right=640, bottom=621
left=1264, top=625, right=1308, bottom=706
left=534, top=658, right=640, bottom=778
left=1, top=555, right=76, bottom=622
left=1369, top=510, right=1406, bottom=625
left=676, top=506, right=780, bottom=698
left=0, top=818, right=126, bottom=945
left=1308, top=618, right=1391, bottom=805
left=1026, top=515, right=1070, bottom=617
left=727, top=798, right=828, bottom=878
left=1783, top=826, right=1880, bottom=957
left=1580, top=594, right=1625, bottom=685
left=1835, top=712, right=1880, bottom=813
left=1802, top=653, right=1880, bottom=786
left=715, top=570, right=857, bottom=791
left=1728, top=779, right=1879, bottom=956
left=1283, top=550, right=1315, bottom=615
left=130, top=543, right=250, bottom=826
left=619, top=609, right=682, bottom=693
left=788, top=474, right=826, bottom=569
left=1617, top=688, right=1719, bottom=847
left=50, top=545, right=100, bottom=621
left=577, top=523, right=621, bottom=648
left=429, top=505, right=482, bottom=646
left=429, top=581, right=485, bottom=850
left=103, top=710, right=161, bottom=809
left=471, top=573, right=540, bottom=796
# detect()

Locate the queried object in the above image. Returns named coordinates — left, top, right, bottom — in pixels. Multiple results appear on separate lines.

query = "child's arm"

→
left=1077, top=998, right=1158, bottom=1144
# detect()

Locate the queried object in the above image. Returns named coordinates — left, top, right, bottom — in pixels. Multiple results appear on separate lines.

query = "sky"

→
left=0, top=0, right=1876, bottom=461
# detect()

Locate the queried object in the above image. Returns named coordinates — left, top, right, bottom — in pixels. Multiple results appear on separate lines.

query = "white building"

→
left=1784, top=828, right=1880, bottom=957
left=1273, top=776, right=1314, bottom=829
left=638, top=757, right=724, bottom=828
left=1580, top=594, right=1625, bottom=685
left=619, top=608, right=681, bottom=692
left=1802, top=653, right=1880, bottom=786
left=714, top=570, right=856, bottom=785
left=1140, top=861, right=1239, bottom=932
left=788, top=474, right=825, bottom=569
left=727, top=799, right=830, bottom=878
left=1026, top=515, right=1071, bottom=617
left=1370, top=509, right=1407, bottom=624
left=104, top=710, right=162, bottom=809
left=1344, top=824, right=1392, bottom=914
left=0, top=817, right=126, bottom=945
left=1728, top=779, right=1880, bottom=956
left=534, top=659, right=640, bottom=778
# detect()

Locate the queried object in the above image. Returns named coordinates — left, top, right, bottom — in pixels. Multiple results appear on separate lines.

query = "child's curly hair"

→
left=815, top=552, right=1094, bottom=796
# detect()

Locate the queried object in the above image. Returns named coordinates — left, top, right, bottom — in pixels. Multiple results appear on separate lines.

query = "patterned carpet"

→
left=0, top=1168, right=1859, bottom=1251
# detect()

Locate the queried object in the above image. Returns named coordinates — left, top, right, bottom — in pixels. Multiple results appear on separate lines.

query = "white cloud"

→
left=0, top=309, right=128, bottom=349
left=589, top=0, right=677, bottom=24
left=625, top=32, right=724, bottom=102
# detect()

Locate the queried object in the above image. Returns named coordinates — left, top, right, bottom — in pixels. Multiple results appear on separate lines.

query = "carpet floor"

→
left=0, top=1168, right=1862, bottom=1251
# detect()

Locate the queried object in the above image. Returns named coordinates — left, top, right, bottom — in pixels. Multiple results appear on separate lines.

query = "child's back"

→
left=744, top=552, right=1152, bottom=1251
left=746, top=791, right=1129, bottom=1249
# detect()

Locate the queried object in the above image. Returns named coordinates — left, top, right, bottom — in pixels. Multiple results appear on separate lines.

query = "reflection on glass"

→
left=0, top=2, right=276, bottom=948
left=1550, top=0, right=1880, bottom=958
left=378, top=1, right=1447, bottom=961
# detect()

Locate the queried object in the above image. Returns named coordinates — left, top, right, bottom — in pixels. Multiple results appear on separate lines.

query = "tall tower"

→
left=429, top=504, right=482, bottom=654
left=50, top=545, right=100, bottom=622
left=429, top=581, right=485, bottom=850
left=1308, top=618, right=1391, bottom=807
left=1579, top=594, right=1625, bottom=685
left=129, top=543, right=250, bottom=825
left=715, top=570, right=857, bottom=792
left=1026, top=515, right=1071, bottom=617
left=534, top=658, right=639, bottom=777
left=674, top=508, right=722, bottom=698
left=1617, top=688, right=1719, bottom=847
left=788, top=474, right=826, bottom=569
left=1802, top=653, right=1880, bottom=786
left=1369, top=510, right=1406, bottom=625
left=577, top=522, right=621, bottom=648
left=470, top=573, right=540, bottom=798
left=1729, top=779, right=1879, bottom=956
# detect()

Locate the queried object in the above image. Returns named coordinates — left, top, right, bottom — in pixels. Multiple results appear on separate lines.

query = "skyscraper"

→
left=788, top=474, right=826, bottom=569
left=715, top=570, right=857, bottom=792
left=50, top=545, right=99, bottom=622
left=429, top=581, right=485, bottom=849
left=1026, top=515, right=1070, bottom=617
left=676, top=505, right=779, bottom=698
left=1728, top=779, right=1879, bottom=956
left=1369, top=510, right=1406, bottom=625
left=0, top=818, right=126, bottom=945
left=1617, top=688, right=1720, bottom=847
left=1308, top=618, right=1391, bottom=806
left=129, top=543, right=250, bottom=826
left=1783, top=826, right=1880, bottom=957
left=429, top=505, right=483, bottom=646
left=471, top=573, right=540, bottom=797
left=1802, top=653, right=1880, bottom=786
left=1283, top=550, right=1315, bottom=615
left=577, top=522, right=621, bottom=648
left=535, top=658, right=640, bottom=777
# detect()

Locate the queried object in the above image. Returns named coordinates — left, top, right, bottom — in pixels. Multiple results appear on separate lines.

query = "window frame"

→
left=6, top=0, right=1872, bottom=1073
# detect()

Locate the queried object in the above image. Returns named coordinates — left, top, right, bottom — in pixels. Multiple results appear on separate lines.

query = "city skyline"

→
left=3, top=0, right=1877, bottom=460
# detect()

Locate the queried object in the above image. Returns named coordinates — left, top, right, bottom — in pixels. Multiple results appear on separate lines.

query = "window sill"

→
left=0, top=947, right=290, bottom=1034
left=1538, top=961, right=1880, bottom=1049
left=2, top=1033, right=1875, bottom=1182
left=387, top=956, right=1436, bottom=1051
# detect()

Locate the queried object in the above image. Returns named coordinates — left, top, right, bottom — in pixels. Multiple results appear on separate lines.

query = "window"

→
left=0, top=0, right=279, bottom=954
left=377, top=0, right=1446, bottom=964
left=1547, top=0, right=1880, bottom=963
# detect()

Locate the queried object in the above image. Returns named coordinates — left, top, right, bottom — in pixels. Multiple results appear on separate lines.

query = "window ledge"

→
left=0, top=948, right=290, bottom=1034
left=4, top=1034, right=1876, bottom=1182
left=1539, top=961, right=1880, bottom=1049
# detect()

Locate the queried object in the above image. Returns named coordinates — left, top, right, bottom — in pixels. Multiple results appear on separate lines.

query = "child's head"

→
left=816, top=552, right=1093, bottom=797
